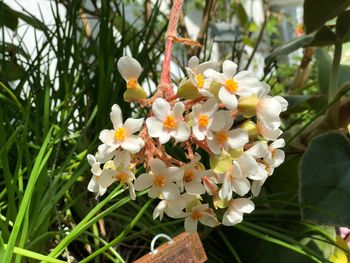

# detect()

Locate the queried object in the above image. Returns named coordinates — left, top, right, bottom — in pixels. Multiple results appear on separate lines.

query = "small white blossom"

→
left=87, top=154, right=107, bottom=197
left=99, top=104, right=144, bottom=153
left=192, top=98, right=226, bottom=141
left=222, top=198, right=255, bottom=226
left=146, top=98, right=190, bottom=144
left=134, top=159, right=183, bottom=200
left=117, top=56, right=142, bottom=89
left=178, top=155, right=206, bottom=195
left=184, top=203, right=220, bottom=233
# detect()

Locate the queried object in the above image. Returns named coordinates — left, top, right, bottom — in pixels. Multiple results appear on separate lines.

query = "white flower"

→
left=134, top=159, right=183, bottom=200
left=178, top=155, right=206, bottom=195
left=146, top=98, right=190, bottom=144
left=237, top=153, right=265, bottom=181
left=207, top=112, right=248, bottom=154
left=153, top=193, right=195, bottom=221
left=186, top=56, right=218, bottom=97
left=266, top=139, right=285, bottom=169
left=95, top=144, right=115, bottom=163
left=87, top=154, right=107, bottom=197
left=256, top=118, right=283, bottom=141
left=99, top=104, right=144, bottom=153
left=117, top=56, right=142, bottom=89
left=222, top=198, right=255, bottom=226
left=191, top=98, right=226, bottom=141
left=218, top=161, right=251, bottom=200
left=97, top=150, right=136, bottom=200
left=205, top=60, right=261, bottom=110
left=184, top=203, right=220, bottom=233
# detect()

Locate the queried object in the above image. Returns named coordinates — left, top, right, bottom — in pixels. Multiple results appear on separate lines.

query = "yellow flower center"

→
left=225, top=79, right=238, bottom=93
left=216, top=131, right=228, bottom=144
left=126, top=77, right=137, bottom=89
left=184, top=170, right=195, bottom=183
left=114, top=127, right=126, bottom=141
left=153, top=175, right=165, bottom=187
left=163, top=115, right=176, bottom=129
left=115, top=172, right=127, bottom=183
left=191, top=210, right=202, bottom=220
left=195, top=74, right=205, bottom=88
left=198, top=114, right=209, bottom=128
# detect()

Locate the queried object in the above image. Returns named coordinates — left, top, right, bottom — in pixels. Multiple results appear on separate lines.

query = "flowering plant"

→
left=87, top=53, right=287, bottom=233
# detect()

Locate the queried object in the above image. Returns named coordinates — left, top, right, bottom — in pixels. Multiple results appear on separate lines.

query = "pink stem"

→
left=159, top=0, right=183, bottom=98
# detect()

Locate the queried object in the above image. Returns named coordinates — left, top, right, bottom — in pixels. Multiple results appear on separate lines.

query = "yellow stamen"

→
left=191, top=210, right=202, bottom=220
left=216, top=131, right=228, bottom=144
left=184, top=170, right=195, bottom=183
left=198, top=114, right=209, bottom=127
left=114, top=127, right=126, bottom=141
left=126, top=77, right=137, bottom=89
left=195, top=74, right=205, bottom=88
left=115, top=172, right=127, bottom=183
left=225, top=79, right=238, bottom=93
left=153, top=175, right=165, bottom=187
left=163, top=115, right=176, bottom=129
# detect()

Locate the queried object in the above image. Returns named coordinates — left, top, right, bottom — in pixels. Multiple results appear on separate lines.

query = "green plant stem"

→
left=47, top=186, right=124, bottom=259
left=3, top=244, right=66, bottom=263
left=328, top=42, right=342, bottom=102
left=79, top=199, right=153, bottom=263
left=218, top=230, right=242, bottom=263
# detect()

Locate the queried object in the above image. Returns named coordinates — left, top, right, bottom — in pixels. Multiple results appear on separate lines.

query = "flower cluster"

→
left=87, top=56, right=287, bottom=233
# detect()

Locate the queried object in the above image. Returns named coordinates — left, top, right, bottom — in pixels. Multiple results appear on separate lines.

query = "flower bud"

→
left=177, top=78, right=200, bottom=99
left=229, top=147, right=243, bottom=159
left=240, top=120, right=258, bottom=139
left=209, top=81, right=222, bottom=98
left=209, top=152, right=232, bottom=173
left=123, top=84, right=147, bottom=102
left=238, top=95, right=258, bottom=118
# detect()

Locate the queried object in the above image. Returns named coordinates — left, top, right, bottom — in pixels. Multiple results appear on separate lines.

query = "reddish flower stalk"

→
left=159, top=0, right=184, bottom=99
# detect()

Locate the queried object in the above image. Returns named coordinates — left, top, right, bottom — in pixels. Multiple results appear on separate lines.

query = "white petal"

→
left=110, top=104, right=123, bottom=130
left=251, top=180, right=264, bottom=197
left=199, top=213, right=219, bottom=227
left=121, top=136, right=143, bottom=153
left=238, top=154, right=259, bottom=179
left=99, top=169, right=117, bottom=188
left=167, top=167, right=184, bottom=181
left=192, top=104, right=202, bottom=118
left=173, top=121, right=190, bottom=142
left=207, top=138, right=221, bottom=154
left=152, top=98, right=170, bottom=121
left=87, top=154, right=96, bottom=166
left=162, top=183, right=180, bottom=200
left=269, top=149, right=285, bottom=168
left=117, top=56, right=142, bottom=80
left=204, top=69, right=225, bottom=84
left=218, top=87, right=238, bottom=110
left=270, top=138, right=285, bottom=149
left=275, top=95, right=288, bottom=111
left=188, top=56, right=199, bottom=70
left=134, top=173, right=153, bottom=191
left=114, top=150, right=131, bottom=166
left=99, top=129, right=116, bottom=146
left=87, top=175, right=99, bottom=193
left=197, top=61, right=219, bottom=73
left=258, top=97, right=282, bottom=122
left=223, top=60, right=237, bottom=79
left=128, top=183, right=136, bottom=200
left=96, top=144, right=115, bottom=163
left=232, top=198, right=255, bottom=213
left=146, top=117, right=163, bottom=138
left=227, top=128, right=248, bottom=149
left=153, top=200, right=167, bottom=220
left=159, top=133, right=172, bottom=144
left=150, top=158, right=167, bottom=175
left=124, top=118, right=144, bottom=135
left=246, top=142, right=268, bottom=159
left=185, top=181, right=206, bottom=195
left=185, top=217, right=198, bottom=233
left=219, top=173, right=233, bottom=200
left=232, top=177, right=251, bottom=196
left=222, top=208, right=243, bottom=226
left=91, top=163, right=102, bottom=175
left=148, top=186, right=161, bottom=199
left=201, top=98, right=218, bottom=117
left=186, top=67, right=197, bottom=86
left=172, top=102, right=185, bottom=119
left=208, top=111, right=227, bottom=132
left=193, top=124, right=205, bottom=141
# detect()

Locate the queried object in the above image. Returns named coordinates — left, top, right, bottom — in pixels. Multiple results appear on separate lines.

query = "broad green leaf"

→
left=233, top=3, right=248, bottom=28
left=309, top=26, right=337, bottom=46
left=299, top=131, right=350, bottom=226
left=315, top=48, right=350, bottom=95
left=336, top=10, right=350, bottom=43
left=303, top=0, right=350, bottom=33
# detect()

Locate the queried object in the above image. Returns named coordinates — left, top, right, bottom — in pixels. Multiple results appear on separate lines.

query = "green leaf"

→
left=304, top=0, right=350, bottom=33
left=265, top=34, right=315, bottom=68
left=315, top=48, right=350, bottom=95
left=0, top=60, right=26, bottom=81
left=309, top=26, right=337, bottom=46
left=233, top=3, right=248, bottom=28
left=0, top=3, right=19, bottom=30
left=336, top=10, right=350, bottom=43
left=299, top=131, right=350, bottom=226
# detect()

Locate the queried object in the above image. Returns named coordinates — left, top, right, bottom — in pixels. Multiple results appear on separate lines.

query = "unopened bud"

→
left=238, top=95, right=258, bottom=118
left=210, top=152, right=232, bottom=173
left=123, top=84, right=147, bottom=102
left=177, top=79, right=200, bottom=99
left=240, top=120, right=258, bottom=139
